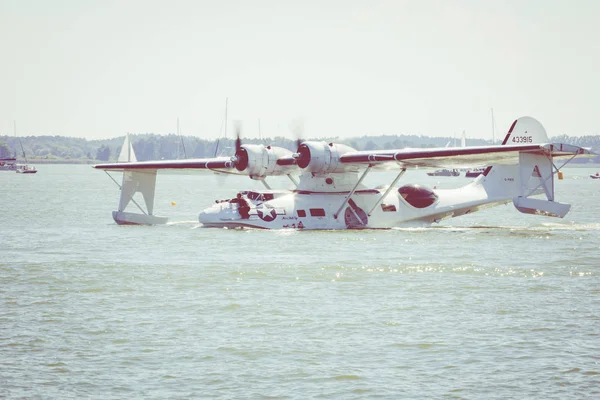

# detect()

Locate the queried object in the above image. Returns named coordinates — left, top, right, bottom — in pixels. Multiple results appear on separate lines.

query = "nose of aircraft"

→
left=198, top=204, right=220, bottom=224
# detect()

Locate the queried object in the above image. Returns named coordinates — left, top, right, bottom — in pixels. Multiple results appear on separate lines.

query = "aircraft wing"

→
left=339, top=143, right=596, bottom=169
left=93, top=157, right=237, bottom=173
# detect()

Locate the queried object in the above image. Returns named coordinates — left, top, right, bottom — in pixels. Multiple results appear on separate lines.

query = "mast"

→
left=14, top=120, right=28, bottom=163
left=213, top=97, right=228, bottom=157
left=491, top=108, right=495, bottom=144
left=177, top=117, right=187, bottom=159
left=224, top=97, right=228, bottom=140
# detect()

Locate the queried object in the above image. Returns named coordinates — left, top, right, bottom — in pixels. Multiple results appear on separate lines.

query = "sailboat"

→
left=465, top=110, right=497, bottom=179
left=14, top=121, right=37, bottom=174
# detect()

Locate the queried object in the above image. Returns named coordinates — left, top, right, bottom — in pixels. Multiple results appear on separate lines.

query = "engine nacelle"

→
left=296, top=141, right=357, bottom=174
left=234, top=144, right=294, bottom=179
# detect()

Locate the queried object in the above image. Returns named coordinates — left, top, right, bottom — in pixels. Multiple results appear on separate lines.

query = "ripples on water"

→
left=1, top=166, right=599, bottom=399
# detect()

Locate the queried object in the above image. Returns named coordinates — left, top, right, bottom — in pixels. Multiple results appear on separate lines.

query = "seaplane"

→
left=94, top=116, right=596, bottom=230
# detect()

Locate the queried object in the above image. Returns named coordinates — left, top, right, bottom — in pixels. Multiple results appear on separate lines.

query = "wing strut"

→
left=287, top=174, right=299, bottom=188
left=261, top=179, right=272, bottom=190
left=104, top=171, right=148, bottom=216
left=367, top=168, right=406, bottom=216
left=334, top=165, right=372, bottom=219
left=112, top=169, right=168, bottom=225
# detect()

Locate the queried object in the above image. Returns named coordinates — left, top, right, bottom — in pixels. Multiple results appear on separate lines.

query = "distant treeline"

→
left=1, top=133, right=600, bottom=163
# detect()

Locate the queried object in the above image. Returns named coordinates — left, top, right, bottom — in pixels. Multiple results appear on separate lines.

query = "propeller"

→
left=234, top=120, right=242, bottom=153
left=288, top=118, right=305, bottom=152
left=230, top=120, right=248, bottom=171
left=288, top=118, right=309, bottom=167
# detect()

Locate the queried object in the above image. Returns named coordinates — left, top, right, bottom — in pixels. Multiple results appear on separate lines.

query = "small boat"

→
left=427, top=168, right=460, bottom=177
left=0, top=157, right=17, bottom=172
left=591, top=173, right=600, bottom=179
left=465, top=168, right=485, bottom=178
left=16, top=164, right=37, bottom=174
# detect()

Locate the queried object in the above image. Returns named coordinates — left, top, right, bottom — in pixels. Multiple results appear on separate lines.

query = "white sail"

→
left=117, top=134, right=137, bottom=163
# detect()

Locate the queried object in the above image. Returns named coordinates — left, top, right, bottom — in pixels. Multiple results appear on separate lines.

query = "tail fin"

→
left=483, top=116, right=570, bottom=218
left=500, top=116, right=549, bottom=146
left=482, top=116, right=550, bottom=177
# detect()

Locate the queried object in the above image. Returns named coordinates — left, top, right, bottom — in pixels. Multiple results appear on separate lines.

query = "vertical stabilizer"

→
left=481, top=116, right=570, bottom=218
left=500, top=116, right=549, bottom=145
left=482, top=116, right=550, bottom=179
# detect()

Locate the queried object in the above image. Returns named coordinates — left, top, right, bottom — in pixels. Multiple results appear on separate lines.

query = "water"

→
left=1, top=165, right=599, bottom=399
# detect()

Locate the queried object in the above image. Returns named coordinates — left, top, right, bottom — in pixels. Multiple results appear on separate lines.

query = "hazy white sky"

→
left=1, top=0, right=599, bottom=140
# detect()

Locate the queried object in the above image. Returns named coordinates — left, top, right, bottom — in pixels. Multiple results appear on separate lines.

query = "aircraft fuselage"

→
left=198, top=181, right=508, bottom=230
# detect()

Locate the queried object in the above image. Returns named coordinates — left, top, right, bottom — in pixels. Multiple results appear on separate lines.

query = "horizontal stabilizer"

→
left=513, top=197, right=570, bottom=218
left=113, top=211, right=168, bottom=225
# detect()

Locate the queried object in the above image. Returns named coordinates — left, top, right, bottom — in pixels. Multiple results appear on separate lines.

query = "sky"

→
left=1, top=0, right=599, bottom=141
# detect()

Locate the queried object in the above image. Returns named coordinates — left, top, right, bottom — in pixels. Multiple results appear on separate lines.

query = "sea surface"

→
left=1, top=164, right=599, bottom=399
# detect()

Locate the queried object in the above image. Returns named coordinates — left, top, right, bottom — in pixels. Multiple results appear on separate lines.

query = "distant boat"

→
left=0, top=157, right=17, bottom=172
left=465, top=168, right=485, bottom=178
left=14, top=121, right=37, bottom=174
left=591, top=172, right=600, bottom=179
left=16, top=164, right=37, bottom=174
left=427, top=168, right=460, bottom=177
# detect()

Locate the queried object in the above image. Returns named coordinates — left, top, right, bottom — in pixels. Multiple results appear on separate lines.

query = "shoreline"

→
left=17, top=159, right=600, bottom=167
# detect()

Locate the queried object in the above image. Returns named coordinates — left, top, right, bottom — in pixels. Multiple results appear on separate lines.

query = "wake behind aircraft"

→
left=94, top=116, right=596, bottom=230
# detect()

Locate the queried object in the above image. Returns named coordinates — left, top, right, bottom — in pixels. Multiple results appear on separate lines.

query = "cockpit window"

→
left=246, top=191, right=261, bottom=201
left=246, top=191, right=276, bottom=201
left=398, top=184, right=438, bottom=208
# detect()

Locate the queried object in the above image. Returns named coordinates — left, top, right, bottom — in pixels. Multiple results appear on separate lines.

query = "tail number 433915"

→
left=512, top=136, right=533, bottom=143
